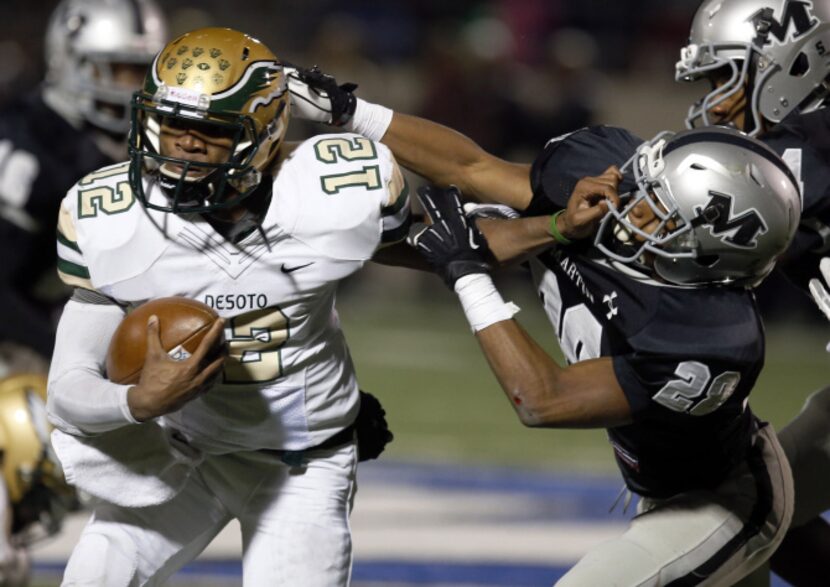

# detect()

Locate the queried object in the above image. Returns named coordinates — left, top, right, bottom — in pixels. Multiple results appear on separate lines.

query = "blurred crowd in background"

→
left=0, top=0, right=820, bottom=321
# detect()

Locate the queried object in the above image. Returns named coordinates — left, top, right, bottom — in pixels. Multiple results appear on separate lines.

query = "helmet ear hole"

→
left=695, top=254, right=720, bottom=268
left=789, top=52, right=810, bottom=77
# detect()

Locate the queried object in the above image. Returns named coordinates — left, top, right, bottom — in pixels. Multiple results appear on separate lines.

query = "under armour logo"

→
left=603, top=291, right=619, bottom=319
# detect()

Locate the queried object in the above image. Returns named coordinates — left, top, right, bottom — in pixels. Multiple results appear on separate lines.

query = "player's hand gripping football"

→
left=285, top=65, right=358, bottom=126
left=127, top=315, right=227, bottom=422
left=809, top=258, right=830, bottom=351
left=559, top=166, right=623, bottom=241
left=408, top=185, right=490, bottom=288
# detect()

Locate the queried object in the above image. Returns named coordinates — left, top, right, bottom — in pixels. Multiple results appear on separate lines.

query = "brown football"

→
left=106, top=297, right=220, bottom=385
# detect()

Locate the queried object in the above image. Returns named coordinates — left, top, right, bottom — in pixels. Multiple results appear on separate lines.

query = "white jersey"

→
left=54, top=134, right=409, bottom=453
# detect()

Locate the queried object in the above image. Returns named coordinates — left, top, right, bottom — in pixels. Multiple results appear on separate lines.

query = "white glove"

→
left=285, top=66, right=357, bottom=126
left=809, top=257, right=830, bottom=352
left=809, top=258, right=830, bottom=321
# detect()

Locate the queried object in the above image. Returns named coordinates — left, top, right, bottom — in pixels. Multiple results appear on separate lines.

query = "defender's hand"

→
left=408, top=185, right=490, bottom=288
left=286, top=65, right=358, bottom=126
left=127, top=315, right=227, bottom=422
left=559, top=166, right=623, bottom=241
left=810, top=257, right=830, bottom=322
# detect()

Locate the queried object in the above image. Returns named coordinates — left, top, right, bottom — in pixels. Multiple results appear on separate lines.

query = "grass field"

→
left=339, top=264, right=829, bottom=472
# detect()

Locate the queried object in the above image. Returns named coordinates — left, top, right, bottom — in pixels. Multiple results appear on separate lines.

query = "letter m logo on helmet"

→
left=752, top=0, right=819, bottom=45
left=696, top=192, right=769, bottom=248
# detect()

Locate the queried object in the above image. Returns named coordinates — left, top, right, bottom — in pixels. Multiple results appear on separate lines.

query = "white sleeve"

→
left=47, top=299, right=139, bottom=435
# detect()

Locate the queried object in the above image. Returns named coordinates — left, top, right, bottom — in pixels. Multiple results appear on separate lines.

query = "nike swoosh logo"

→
left=281, top=262, right=314, bottom=274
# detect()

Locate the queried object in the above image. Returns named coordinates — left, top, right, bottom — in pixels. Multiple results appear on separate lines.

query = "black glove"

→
left=408, top=185, right=491, bottom=288
left=355, top=390, right=393, bottom=462
left=286, top=65, right=358, bottom=127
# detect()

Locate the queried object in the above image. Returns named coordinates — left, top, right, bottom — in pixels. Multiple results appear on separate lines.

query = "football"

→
left=106, top=297, right=220, bottom=385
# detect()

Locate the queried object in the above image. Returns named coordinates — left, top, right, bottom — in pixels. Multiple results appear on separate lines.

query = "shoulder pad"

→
left=527, top=126, right=642, bottom=215
left=270, top=134, right=402, bottom=260
left=58, top=162, right=171, bottom=290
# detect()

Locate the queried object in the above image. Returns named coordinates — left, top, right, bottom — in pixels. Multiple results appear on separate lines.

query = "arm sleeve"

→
left=46, top=298, right=139, bottom=435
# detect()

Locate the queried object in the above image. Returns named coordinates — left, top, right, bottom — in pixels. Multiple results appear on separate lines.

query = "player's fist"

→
left=560, top=166, right=623, bottom=241
left=127, top=315, right=226, bottom=422
left=286, top=65, right=358, bottom=126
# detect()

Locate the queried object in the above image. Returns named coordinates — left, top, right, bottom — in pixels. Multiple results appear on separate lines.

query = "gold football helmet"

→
left=129, top=27, right=290, bottom=213
left=0, top=375, right=76, bottom=540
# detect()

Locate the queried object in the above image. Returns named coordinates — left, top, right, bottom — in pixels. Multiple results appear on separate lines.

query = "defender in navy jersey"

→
left=287, top=65, right=802, bottom=586
left=676, top=1, right=830, bottom=582
left=406, top=126, right=800, bottom=585
left=0, top=0, right=165, bottom=366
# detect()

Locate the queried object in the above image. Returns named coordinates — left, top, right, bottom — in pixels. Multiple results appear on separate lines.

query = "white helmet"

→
left=676, top=0, right=830, bottom=135
left=595, top=127, right=801, bottom=287
left=44, top=0, right=167, bottom=134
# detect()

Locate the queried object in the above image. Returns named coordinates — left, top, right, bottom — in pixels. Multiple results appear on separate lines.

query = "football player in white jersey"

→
left=46, top=27, right=408, bottom=586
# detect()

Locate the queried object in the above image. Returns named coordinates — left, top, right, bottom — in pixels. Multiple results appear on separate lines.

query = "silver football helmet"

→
left=44, top=0, right=167, bottom=134
left=676, top=0, right=830, bottom=135
left=595, top=127, right=801, bottom=287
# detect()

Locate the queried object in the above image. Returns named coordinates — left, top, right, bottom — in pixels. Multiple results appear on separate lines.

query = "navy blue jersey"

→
left=0, top=93, right=113, bottom=356
left=527, top=128, right=763, bottom=498
left=762, top=107, right=830, bottom=289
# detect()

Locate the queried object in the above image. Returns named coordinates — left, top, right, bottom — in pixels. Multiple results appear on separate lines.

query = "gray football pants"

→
left=556, top=424, right=793, bottom=587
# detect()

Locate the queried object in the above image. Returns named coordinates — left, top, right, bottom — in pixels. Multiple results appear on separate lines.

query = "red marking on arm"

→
left=512, top=395, right=522, bottom=405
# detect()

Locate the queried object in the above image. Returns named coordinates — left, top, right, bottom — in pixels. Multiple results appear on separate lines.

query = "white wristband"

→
left=345, top=98, right=394, bottom=141
left=454, top=274, right=520, bottom=333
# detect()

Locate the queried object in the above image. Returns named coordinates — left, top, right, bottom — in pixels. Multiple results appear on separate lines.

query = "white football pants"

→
left=556, top=424, right=793, bottom=587
left=61, top=441, right=358, bottom=586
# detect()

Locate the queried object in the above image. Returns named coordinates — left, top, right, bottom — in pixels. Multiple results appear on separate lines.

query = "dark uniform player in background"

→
left=408, top=126, right=800, bottom=585
left=0, top=0, right=166, bottom=373
left=675, top=1, right=830, bottom=583
left=676, top=0, right=830, bottom=289
left=286, top=66, right=803, bottom=584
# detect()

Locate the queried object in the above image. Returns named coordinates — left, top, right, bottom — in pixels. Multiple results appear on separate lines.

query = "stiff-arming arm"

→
left=381, top=112, right=533, bottom=209
left=287, top=67, right=533, bottom=210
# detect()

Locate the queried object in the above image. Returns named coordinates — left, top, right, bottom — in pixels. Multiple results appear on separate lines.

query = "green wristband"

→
left=549, top=210, right=572, bottom=245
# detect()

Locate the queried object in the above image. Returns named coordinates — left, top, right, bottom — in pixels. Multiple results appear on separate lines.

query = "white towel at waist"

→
left=51, top=422, right=203, bottom=508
